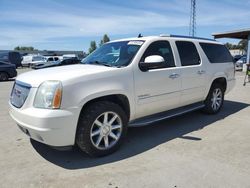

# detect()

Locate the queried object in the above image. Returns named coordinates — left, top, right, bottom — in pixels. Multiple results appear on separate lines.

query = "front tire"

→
left=76, top=101, right=128, bottom=157
left=202, top=84, right=224, bottom=114
left=0, top=72, right=9, bottom=81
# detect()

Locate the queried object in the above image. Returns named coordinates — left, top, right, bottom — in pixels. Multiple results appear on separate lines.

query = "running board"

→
left=129, top=102, right=205, bottom=127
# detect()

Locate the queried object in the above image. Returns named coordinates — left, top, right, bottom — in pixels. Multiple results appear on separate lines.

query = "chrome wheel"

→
left=90, top=111, right=122, bottom=150
left=211, top=88, right=222, bottom=111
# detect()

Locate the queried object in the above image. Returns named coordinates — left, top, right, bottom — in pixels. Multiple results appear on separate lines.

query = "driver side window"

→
left=141, top=41, right=175, bottom=68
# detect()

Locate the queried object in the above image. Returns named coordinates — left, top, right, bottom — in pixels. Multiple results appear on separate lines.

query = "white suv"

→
left=9, top=35, right=235, bottom=157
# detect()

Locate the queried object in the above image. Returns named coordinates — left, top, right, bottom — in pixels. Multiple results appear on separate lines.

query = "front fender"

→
left=78, top=90, right=135, bottom=120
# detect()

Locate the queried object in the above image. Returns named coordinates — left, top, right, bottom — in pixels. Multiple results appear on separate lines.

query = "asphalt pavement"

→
left=0, top=69, right=250, bottom=188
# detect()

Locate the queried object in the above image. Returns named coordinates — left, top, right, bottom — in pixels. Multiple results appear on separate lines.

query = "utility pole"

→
left=189, top=0, right=196, bottom=37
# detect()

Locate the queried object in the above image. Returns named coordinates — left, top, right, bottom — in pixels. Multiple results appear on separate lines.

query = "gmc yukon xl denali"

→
left=9, top=35, right=235, bottom=157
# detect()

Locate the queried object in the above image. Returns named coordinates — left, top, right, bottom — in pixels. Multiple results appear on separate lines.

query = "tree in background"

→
left=88, top=35, right=111, bottom=54
left=88, top=41, right=97, bottom=54
left=99, top=34, right=110, bottom=47
left=238, top=39, right=247, bottom=52
left=225, top=39, right=248, bottom=53
left=14, top=46, right=37, bottom=51
left=225, top=43, right=238, bottom=50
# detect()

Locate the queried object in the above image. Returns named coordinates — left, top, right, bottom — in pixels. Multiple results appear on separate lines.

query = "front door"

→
left=134, top=40, right=182, bottom=119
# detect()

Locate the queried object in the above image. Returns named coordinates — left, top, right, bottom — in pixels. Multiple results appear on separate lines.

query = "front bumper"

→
left=9, top=103, right=80, bottom=146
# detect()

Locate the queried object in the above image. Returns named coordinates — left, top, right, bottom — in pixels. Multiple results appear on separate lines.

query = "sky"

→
left=0, top=0, right=250, bottom=52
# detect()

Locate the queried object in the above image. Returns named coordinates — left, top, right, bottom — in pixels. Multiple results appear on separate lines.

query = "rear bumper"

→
left=9, top=102, right=80, bottom=146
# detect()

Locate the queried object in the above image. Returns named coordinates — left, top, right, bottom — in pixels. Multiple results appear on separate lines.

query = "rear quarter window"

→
left=199, top=43, right=233, bottom=63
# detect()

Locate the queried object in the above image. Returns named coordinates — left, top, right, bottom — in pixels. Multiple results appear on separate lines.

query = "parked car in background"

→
left=62, top=54, right=78, bottom=60
left=33, top=58, right=81, bottom=69
left=46, top=56, right=60, bottom=63
left=235, top=55, right=247, bottom=70
left=21, top=55, right=46, bottom=67
left=30, top=56, right=60, bottom=68
left=0, top=51, right=22, bottom=68
left=0, top=61, right=17, bottom=81
left=233, top=55, right=242, bottom=62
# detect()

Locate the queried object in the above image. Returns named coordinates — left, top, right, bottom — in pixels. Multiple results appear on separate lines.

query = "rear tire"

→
left=202, top=83, right=224, bottom=114
left=76, top=101, right=128, bottom=157
left=0, top=72, right=9, bottom=81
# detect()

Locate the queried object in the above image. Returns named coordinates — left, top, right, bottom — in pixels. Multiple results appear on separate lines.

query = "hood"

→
left=17, top=64, right=115, bottom=87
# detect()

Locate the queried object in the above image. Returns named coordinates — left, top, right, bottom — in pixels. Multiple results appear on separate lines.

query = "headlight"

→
left=34, top=81, right=62, bottom=109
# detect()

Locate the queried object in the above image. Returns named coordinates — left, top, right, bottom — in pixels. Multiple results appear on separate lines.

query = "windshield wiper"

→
left=90, top=61, right=112, bottom=67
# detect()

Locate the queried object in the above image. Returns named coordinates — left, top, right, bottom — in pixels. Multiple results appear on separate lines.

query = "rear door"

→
left=175, top=41, right=206, bottom=106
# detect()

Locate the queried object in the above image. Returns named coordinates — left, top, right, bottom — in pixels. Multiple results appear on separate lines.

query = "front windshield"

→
left=81, top=40, right=144, bottom=67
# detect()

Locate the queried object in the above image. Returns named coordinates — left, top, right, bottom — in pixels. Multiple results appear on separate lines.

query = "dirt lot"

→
left=0, top=68, right=250, bottom=188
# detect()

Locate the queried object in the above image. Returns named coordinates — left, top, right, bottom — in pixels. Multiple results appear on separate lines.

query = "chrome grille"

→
left=10, top=81, right=31, bottom=108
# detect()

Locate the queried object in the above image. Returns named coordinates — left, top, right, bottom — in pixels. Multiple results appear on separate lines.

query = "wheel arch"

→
left=79, top=94, right=131, bottom=121
left=0, top=71, right=10, bottom=79
left=210, top=77, right=227, bottom=92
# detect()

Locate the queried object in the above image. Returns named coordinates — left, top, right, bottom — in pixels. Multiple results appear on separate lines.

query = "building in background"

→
left=229, top=49, right=244, bottom=56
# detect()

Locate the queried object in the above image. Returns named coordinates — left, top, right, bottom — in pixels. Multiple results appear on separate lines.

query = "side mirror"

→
left=139, top=55, right=165, bottom=71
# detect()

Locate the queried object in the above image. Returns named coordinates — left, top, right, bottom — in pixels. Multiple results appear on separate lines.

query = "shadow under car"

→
left=30, top=100, right=249, bottom=170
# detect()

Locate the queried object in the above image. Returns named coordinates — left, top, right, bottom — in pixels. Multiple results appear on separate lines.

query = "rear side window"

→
left=176, top=41, right=200, bottom=66
left=141, top=41, right=175, bottom=68
left=0, top=52, right=9, bottom=60
left=199, top=43, right=233, bottom=63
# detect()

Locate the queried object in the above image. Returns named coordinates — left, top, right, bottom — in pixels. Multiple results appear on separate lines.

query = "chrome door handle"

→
left=197, top=70, right=206, bottom=75
left=169, top=73, right=180, bottom=79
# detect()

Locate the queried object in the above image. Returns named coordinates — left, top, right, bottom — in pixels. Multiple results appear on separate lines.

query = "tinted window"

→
left=0, top=52, right=9, bottom=60
left=61, top=59, right=79, bottom=66
left=61, top=59, right=72, bottom=65
left=54, top=57, right=59, bottom=61
left=33, top=56, right=44, bottom=61
left=200, top=43, right=233, bottom=63
left=141, top=41, right=175, bottom=68
left=9, top=52, right=21, bottom=66
left=176, top=41, right=200, bottom=66
left=48, top=57, right=53, bottom=61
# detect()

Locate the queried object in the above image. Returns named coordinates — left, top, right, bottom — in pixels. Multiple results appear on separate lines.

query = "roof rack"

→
left=160, top=34, right=216, bottom=41
left=159, top=34, right=171, bottom=37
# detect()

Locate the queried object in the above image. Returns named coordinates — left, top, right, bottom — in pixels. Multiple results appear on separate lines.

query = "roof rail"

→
left=159, top=34, right=171, bottom=37
left=160, top=34, right=216, bottom=41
